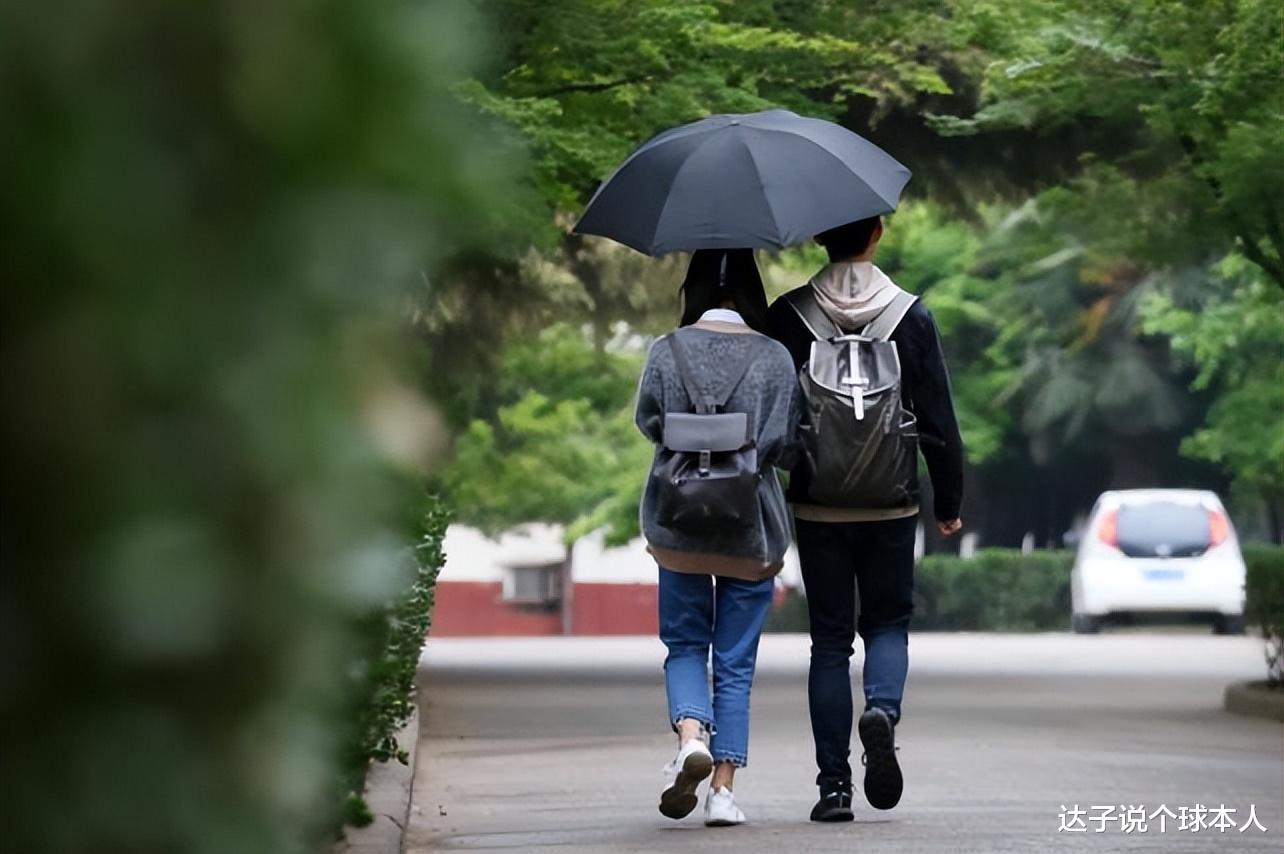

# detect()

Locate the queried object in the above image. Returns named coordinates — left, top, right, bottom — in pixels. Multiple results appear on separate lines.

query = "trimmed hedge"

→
left=916, top=549, right=1073, bottom=631
left=768, top=546, right=1284, bottom=639
left=767, top=549, right=1073, bottom=633
left=1243, top=544, right=1284, bottom=685
left=338, top=494, right=448, bottom=827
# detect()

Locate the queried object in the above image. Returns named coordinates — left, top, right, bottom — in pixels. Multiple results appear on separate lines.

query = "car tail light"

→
left=1208, top=509, right=1230, bottom=547
left=1098, top=509, right=1119, bottom=547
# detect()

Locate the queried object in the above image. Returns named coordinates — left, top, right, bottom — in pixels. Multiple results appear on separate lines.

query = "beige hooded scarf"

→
left=809, top=260, right=910, bottom=332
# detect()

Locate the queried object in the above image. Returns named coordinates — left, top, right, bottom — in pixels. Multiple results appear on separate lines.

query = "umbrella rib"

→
left=787, top=131, right=902, bottom=209
left=735, top=132, right=786, bottom=248
left=649, top=131, right=725, bottom=254
left=580, top=117, right=731, bottom=212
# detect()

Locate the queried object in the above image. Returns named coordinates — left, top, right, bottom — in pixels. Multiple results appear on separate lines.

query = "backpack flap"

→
left=662, top=412, right=750, bottom=453
left=806, top=337, right=900, bottom=421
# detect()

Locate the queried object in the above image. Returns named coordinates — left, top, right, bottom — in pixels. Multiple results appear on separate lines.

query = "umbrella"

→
left=574, top=109, right=911, bottom=256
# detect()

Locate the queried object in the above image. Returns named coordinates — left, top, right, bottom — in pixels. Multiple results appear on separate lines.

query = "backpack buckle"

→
left=698, top=449, right=712, bottom=475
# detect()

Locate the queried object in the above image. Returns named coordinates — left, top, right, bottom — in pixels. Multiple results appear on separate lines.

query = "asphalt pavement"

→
left=405, top=633, right=1282, bottom=853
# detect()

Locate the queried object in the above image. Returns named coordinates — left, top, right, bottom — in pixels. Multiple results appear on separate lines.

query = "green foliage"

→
left=2, top=1, right=498, bottom=851
left=425, top=0, right=1283, bottom=548
left=1142, top=257, right=1284, bottom=499
left=466, top=0, right=951, bottom=225
left=763, top=585, right=810, bottom=633
left=418, top=0, right=962, bottom=409
left=935, top=0, right=1284, bottom=287
left=880, top=204, right=1011, bottom=463
left=336, top=496, right=448, bottom=828
left=1243, top=544, right=1284, bottom=685
left=766, top=550, right=1077, bottom=633
left=443, top=324, right=651, bottom=546
left=770, top=547, right=1284, bottom=638
left=948, top=172, right=1203, bottom=480
left=916, top=549, right=1074, bottom=631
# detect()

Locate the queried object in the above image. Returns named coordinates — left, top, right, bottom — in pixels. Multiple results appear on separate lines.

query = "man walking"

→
left=767, top=216, right=964, bottom=821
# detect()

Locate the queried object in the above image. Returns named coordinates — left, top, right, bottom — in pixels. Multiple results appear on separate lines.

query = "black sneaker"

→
left=809, top=785, right=854, bottom=822
left=858, top=708, right=903, bottom=810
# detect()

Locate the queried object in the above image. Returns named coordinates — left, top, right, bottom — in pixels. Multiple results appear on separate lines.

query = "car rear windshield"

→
left=1116, top=502, right=1210, bottom=558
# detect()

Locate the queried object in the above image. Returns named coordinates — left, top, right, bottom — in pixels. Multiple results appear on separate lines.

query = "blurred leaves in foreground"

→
left=1, top=1, right=510, bottom=850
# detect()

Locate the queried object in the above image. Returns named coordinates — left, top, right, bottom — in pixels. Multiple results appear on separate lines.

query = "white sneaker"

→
left=704, top=785, right=746, bottom=826
left=658, top=739, right=714, bottom=819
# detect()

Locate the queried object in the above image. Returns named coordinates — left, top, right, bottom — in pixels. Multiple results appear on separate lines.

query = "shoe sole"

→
left=810, top=804, right=854, bottom=823
left=704, top=817, right=743, bottom=827
left=859, top=711, right=903, bottom=810
left=658, top=750, right=713, bottom=819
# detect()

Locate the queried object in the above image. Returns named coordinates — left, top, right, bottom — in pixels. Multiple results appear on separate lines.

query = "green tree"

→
left=416, top=0, right=961, bottom=411
left=934, top=0, right=1284, bottom=286
left=1143, top=255, right=1284, bottom=536
left=877, top=203, right=1011, bottom=464
left=442, top=324, right=652, bottom=584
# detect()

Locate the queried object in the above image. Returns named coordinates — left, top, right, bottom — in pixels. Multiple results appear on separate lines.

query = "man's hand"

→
left=937, top=518, right=963, bottom=537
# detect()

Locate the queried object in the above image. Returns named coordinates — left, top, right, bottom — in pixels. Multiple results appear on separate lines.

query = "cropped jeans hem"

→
left=670, top=708, right=716, bottom=735
left=712, top=750, right=748, bottom=768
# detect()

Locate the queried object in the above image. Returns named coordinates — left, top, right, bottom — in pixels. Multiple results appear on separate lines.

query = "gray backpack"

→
left=784, top=288, right=920, bottom=509
left=651, top=332, right=760, bottom=532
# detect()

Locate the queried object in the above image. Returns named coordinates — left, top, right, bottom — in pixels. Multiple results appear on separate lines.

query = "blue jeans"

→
left=796, top=515, right=916, bottom=788
left=658, top=568, right=775, bottom=767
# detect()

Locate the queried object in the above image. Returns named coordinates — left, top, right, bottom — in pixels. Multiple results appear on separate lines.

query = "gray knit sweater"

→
left=635, top=321, right=803, bottom=570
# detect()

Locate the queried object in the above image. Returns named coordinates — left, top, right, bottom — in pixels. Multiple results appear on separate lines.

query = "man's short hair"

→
left=815, top=216, right=881, bottom=261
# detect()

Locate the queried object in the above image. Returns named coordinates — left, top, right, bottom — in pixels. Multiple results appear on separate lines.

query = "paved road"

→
left=406, top=634, right=1282, bottom=853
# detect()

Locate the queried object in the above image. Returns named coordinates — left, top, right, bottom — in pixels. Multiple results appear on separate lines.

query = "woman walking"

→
left=634, top=248, right=801, bottom=826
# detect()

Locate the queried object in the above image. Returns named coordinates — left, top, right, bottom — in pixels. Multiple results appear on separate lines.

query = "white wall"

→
left=441, top=524, right=802, bottom=588
left=571, top=530, right=801, bottom=586
left=571, top=531, right=656, bottom=583
left=439, top=524, right=567, bottom=582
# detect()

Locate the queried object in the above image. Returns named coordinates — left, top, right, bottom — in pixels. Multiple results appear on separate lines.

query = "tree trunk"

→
left=559, top=541, right=575, bottom=635
left=1107, top=440, right=1159, bottom=489
left=1264, top=492, right=1283, bottom=545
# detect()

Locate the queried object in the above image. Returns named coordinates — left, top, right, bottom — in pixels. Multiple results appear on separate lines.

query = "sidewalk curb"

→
left=1223, top=680, right=1284, bottom=721
left=333, top=705, right=420, bottom=854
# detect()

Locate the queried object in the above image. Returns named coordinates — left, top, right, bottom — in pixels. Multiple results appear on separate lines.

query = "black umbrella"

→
left=574, top=109, right=911, bottom=256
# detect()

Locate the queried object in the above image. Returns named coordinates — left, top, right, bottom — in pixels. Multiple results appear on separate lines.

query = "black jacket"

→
left=767, top=289, right=965, bottom=522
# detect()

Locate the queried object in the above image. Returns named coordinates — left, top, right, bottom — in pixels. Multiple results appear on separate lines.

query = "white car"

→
left=1071, top=489, right=1246, bottom=634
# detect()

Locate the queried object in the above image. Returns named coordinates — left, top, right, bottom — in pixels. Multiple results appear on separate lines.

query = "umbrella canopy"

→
left=574, top=109, right=911, bottom=256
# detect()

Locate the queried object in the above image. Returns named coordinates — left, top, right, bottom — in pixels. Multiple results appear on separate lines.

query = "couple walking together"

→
left=635, top=215, right=965, bottom=827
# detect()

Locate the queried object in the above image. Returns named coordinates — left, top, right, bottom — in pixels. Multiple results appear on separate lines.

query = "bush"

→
left=764, top=585, right=810, bottom=633
left=1, top=2, right=500, bottom=850
left=768, top=546, right=1284, bottom=640
left=337, top=495, right=448, bottom=828
left=916, top=550, right=1074, bottom=631
left=1243, top=544, right=1284, bottom=686
left=765, top=549, right=1076, bottom=633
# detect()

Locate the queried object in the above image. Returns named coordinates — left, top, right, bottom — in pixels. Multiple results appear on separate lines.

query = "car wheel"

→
left=1213, top=615, right=1246, bottom=635
left=1072, top=614, right=1101, bottom=634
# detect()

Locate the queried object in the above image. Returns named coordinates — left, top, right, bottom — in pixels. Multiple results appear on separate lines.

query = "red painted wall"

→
left=432, top=581, right=727, bottom=636
left=571, top=583, right=659, bottom=635
left=431, top=581, right=562, bottom=636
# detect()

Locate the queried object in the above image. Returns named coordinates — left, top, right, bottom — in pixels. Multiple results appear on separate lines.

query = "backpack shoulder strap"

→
left=861, top=291, right=918, bottom=342
left=710, top=339, right=759, bottom=411
left=665, top=332, right=710, bottom=413
left=783, top=286, right=841, bottom=341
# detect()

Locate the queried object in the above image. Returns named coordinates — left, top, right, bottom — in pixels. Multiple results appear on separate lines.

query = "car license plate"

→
left=1143, top=568, right=1185, bottom=581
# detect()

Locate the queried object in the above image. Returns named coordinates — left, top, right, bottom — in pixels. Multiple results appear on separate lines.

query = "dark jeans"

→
left=796, top=515, right=916, bottom=789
